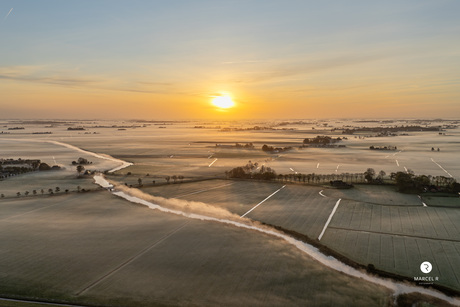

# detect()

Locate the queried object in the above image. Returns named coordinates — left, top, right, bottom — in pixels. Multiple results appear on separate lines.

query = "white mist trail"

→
left=47, top=140, right=132, bottom=172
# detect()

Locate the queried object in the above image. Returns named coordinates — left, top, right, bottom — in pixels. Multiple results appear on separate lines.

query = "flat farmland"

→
left=321, top=229, right=460, bottom=291
left=424, top=196, right=460, bottom=208
left=323, top=184, right=422, bottom=206
left=142, top=180, right=338, bottom=239
left=321, top=199, right=460, bottom=291
left=327, top=200, right=460, bottom=244
left=141, top=179, right=460, bottom=293
left=0, top=190, right=393, bottom=306
left=142, top=179, right=288, bottom=216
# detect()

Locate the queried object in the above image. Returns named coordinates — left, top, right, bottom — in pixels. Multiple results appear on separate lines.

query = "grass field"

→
left=424, top=196, right=460, bottom=208
left=323, top=184, right=422, bottom=206
left=0, top=191, right=394, bottom=306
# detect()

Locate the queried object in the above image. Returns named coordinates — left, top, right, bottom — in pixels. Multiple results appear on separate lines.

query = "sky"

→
left=1, top=0, right=459, bottom=120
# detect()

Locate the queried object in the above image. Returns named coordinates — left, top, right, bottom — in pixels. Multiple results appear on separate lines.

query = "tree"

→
left=395, top=172, right=414, bottom=192
left=165, top=176, right=170, bottom=183
left=77, top=186, right=81, bottom=192
left=413, top=175, right=430, bottom=190
left=0, top=194, right=4, bottom=198
left=138, top=178, right=143, bottom=186
left=178, top=175, right=184, bottom=182
left=364, top=168, right=375, bottom=183
left=33, top=190, right=37, bottom=195
left=76, top=165, right=85, bottom=177
left=38, top=163, right=51, bottom=171
left=17, top=192, right=21, bottom=197
left=41, top=189, right=44, bottom=195
left=172, top=175, right=177, bottom=183
left=25, top=191, right=29, bottom=196
left=48, top=188, right=53, bottom=194
left=55, top=187, right=60, bottom=193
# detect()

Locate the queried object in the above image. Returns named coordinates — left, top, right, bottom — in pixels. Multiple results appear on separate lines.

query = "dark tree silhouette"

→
left=76, top=165, right=85, bottom=177
left=364, top=168, right=375, bottom=183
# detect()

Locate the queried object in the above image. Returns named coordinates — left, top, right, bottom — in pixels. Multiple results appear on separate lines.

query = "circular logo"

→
left=420, top=261, right=432, bottom=274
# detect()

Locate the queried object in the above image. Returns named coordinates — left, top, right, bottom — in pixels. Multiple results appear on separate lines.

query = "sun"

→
left=211, top=94, right=235, bottom=109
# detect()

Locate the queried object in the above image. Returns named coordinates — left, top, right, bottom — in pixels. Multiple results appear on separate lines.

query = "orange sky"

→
left=1, top=1, right=459, bottom=120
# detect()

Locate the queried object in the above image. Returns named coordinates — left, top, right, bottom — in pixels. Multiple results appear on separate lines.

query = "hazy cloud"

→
left=0, top=66, right=99, bottom=87
left=221, top=60, right=268, bottom=65
left=0, top=65, right=173, bottom=94
left=229, top=52, right=395, bottom=84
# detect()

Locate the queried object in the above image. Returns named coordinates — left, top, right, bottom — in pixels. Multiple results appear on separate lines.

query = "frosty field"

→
left=1, top=119, right=459, bottom=306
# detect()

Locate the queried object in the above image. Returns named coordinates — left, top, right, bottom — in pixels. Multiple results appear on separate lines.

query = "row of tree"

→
left=2, top=186, right=86, bottom=198
left=224, top=165, right=459, bottom=194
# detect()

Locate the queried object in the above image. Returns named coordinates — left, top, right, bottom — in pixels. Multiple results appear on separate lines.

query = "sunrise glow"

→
left=211, top=95, right=235, bottom=109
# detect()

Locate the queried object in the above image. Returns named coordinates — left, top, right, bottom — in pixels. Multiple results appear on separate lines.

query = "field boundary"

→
left=328, top=226, right=460, bottom=243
